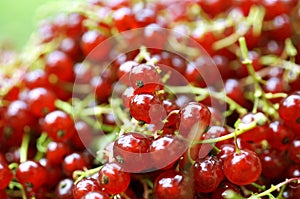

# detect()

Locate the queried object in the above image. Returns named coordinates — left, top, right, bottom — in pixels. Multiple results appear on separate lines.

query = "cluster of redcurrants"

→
left=1, top=0, right=300, bottom=199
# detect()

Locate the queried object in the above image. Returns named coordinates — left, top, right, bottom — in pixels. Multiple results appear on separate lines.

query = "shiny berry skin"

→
left=153, top=170, right=193, bottom=199
left=16, top=160, right=47, bottom=192
left=46, top=141, right=70, bottom=166
left=63, top=152, right=89, bottom=176
left=150, top=135, right=186, bottom=170
left=288, top=138, right=300, bottom=163
left=113, top=132, right=152, bottom=172
left=58, top=37, right=83, bottom=61
left=26, top=87, right=57, bottom=117
left=217, top=144, right=235, bottom=163
left=80, top=30, right=110, bottom=61
left=81, top=191, right=110, bottom=199
left=129, top=64, right=161, bottom=88
left=4, top=100, right=36, bottom=131
left=55, top=178, right=74, bottom=199
left=279, top=92, right=300, bottom=124
left=0, top=161, right=13, bottom=189
left=42, top=110, right=76, bottom=142
left=45, top=50, right=74, bottom=82
left=23, top=69, right=51, bottom=89
left=129, top=93, right=164, bottom=124
left=122, top=87, right=135, bottom=108
left=97, top=162, right=131, bottom=195
left=178, top=102, right=211, bottom=138
left=73, top=178, right=101, bottom=199
left=192, top=155, right=224, bottom=193
left=223, top=149, right=262, bottom=186
left=117, top=61, right=139, bottom=85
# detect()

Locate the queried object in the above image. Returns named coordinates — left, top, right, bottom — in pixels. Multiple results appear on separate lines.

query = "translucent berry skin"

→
left=26, top=87, right=57, bottom=117
left=192, top=156, right=224, bottom=193
left=97, top=162, right=131, bottom=195
left=150, top=135, right=186, bottom=170
left=16, top=160, right=47, bottom=191
left=55, top=178, right=74, bottom=199
left=129, top=64, right=161, bottom=88
left=42, top=110, right=76, bottom=142
left=223, top=149, right=262, bottom=186
left=129, top=94, right=164, bottom=124
left=81, top=191, right=110, bottom=199
left=178, top=102, right=211, bottom=138
left=113, top=132, right=152, bottom=172
left=0, top=161, right=13, bottom=189
left=153, top=170, right=193, bottom=199
left=73, top=178, right=101, bottom=199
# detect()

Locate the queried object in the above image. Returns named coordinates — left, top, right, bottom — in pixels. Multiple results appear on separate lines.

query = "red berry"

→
left=153, top=170, right=193, bottom=199
left=0, top=161, right=13, bottom=189
left=129, top=93, right=165, bottom=124
left=178, top=102, right=211, bottom=138
left=45, top=50, right=74, bottom=82
left=113, top=132, right=152, bottom=172
left=73, top=178, right=101, bottom=199
left=150, top=135, right=186, bottom=170
left=98, top=162, right=131, bottom=195
left=63, top=153, right=89, bottom=176
left=80, top=30, right=110, bottom=61
left=26, top=87, right=57, bottom=117
left=288, top=138, right=300, bottom=163
left=42, top=110, right=76, bottom=142
left=192, top=155, right=224, bottom=193
left=129, top=64, right=161, bottom=88
left=46, top=141, right=70, bottom=166
left=223, top=149, right=262, bottom=185
left=81, top=191, right=110, bottom=199
left=16, top=160, right=47, bottom=192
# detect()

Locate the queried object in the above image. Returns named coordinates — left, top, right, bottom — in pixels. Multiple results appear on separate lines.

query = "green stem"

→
left=248, top=178, right=300, bottom=199
left=73, top=166, right=103, bottom=185
left=19, top=131, right=30, bottom=163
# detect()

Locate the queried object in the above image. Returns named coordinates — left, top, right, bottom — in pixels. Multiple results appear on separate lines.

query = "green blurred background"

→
left=0, top=0, right=58, bottom=50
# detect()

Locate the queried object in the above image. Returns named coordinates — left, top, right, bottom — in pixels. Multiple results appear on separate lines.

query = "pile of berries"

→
left=1, top=0, right=300, bottom=198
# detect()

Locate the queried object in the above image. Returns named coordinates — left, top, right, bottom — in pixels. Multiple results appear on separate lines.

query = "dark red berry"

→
left=98, top=162, right=131, bottom=195
left=153, top=170, right=193, bottom=199
left=192, top=155, right=224, bottom=193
